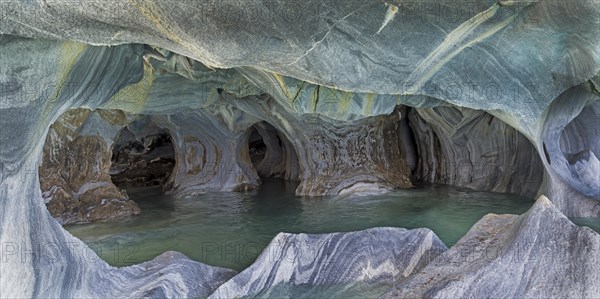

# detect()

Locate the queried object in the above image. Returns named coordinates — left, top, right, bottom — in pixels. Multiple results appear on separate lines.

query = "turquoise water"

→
left=65, top=179, right=541, bottom=271
left=571, top=217, right=600, bottom=234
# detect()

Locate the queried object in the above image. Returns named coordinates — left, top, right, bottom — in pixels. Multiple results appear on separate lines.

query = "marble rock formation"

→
left=39, top=108, right=140, bottom=224
left=384, top=196, right=600, bottom=298
left=153, top=107, right=263, bottom=197
left=249, top=121, right=299, bottom=181
left=116, top=251, right=237, bottom=298
left=408, top=106, right=544, bottom=198
left=1, top=0, right=599, bottom=297
left=288, top=109, right=414, bottom=196
left=209, top=227, right=447, bottom=298
left=539, top=86, right=600, bottom=217
left=221, top=94, right=415, bottom=196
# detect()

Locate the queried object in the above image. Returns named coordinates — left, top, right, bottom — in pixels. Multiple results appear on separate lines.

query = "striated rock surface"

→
left=3, top=0, right=598, bottom=114
left=153, top=107, right=262, bottom=197
left=39, top=109, right=140, bottom=224
left=384, top=196, right=600, bottom=298
left=114, top=251, right=237, bottom=298
left=209, top=227, right=447, bottom=298
left=539, top=86, right=600, bottom=217
left=222, top=94, right=415, bottom=196
left=409, top=106, right=544, bottom=197
left=289, top=109, right=414, bottom=196
left=249, top=121, right=299, bottom=180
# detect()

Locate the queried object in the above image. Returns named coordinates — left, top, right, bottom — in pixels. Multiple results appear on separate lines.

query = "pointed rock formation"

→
left=384, top=196, right=600, bottom=298
left=209, top=227, right=447, bottom=298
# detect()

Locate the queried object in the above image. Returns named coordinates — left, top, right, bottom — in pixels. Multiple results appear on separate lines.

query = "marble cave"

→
left=0, top=0, right=599, bottom=298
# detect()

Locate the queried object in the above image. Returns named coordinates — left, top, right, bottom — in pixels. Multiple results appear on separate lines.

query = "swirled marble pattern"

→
left=209, top=227, right=447, bottom=298
left=0, top=0, right=599, bottom=297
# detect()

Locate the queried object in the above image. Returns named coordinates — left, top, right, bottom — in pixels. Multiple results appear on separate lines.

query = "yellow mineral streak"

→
left=364, top=93, right=376, bottom=115
left=47, top=41, right=88, bottom=105
left=272, top=73, right=292, bottom=100
left=338, top=90, right=352, bottom=113
left=102, top=59, right=154, bottom=114
left=377, top=4, right=398, bottom=34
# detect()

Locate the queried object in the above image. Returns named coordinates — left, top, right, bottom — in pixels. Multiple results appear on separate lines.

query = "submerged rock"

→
left=209, top=227, right=447, bottom=298
left=384, top=196, right=600, bottom=298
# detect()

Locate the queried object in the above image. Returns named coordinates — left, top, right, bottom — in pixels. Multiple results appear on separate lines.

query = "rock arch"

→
left=247, top=121, right=300, bottom=181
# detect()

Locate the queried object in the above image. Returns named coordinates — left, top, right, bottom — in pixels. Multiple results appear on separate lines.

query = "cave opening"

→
left=247, top=121, right=299, bottom=181
left=557, top=101, right=600, bottom=197
left=404, top=106, right=544, bottom=198
left=248, top=128, right=267, bottom=170
left=399, top=106, right=419, bottom=175
left=110, top=125, right=176, bottom=190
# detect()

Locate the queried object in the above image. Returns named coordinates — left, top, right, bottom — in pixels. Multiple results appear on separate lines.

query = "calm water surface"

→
left=64, top=179, right=595, bottom=272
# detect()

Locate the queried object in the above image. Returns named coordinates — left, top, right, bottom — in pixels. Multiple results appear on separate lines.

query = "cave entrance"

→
left=110, top=125, right=176, bottom=189
left=247, top=121, right=299, bottom=181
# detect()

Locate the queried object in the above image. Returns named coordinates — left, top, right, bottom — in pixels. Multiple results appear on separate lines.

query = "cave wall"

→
left=152, top=107, right=262, bottom=197
left=220, top=94, right=414, bottom=196
left=408, top=106, right=544, bottom=198
left=538, top=86, right=600, bottom=217
left=39, top=108, right=140, bottom=224
left=0, top=39, right=150, bottom=297
left=290, top=109, right=413, bottom=196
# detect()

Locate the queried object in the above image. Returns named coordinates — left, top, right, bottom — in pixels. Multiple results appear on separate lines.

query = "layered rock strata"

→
left=209, top=227, right=447, bottom=298
left=117, top=251, right=237, bottom=298
left=39, top=108, right=140, bottom=224
left=408, top=106, right=544, bottom=197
